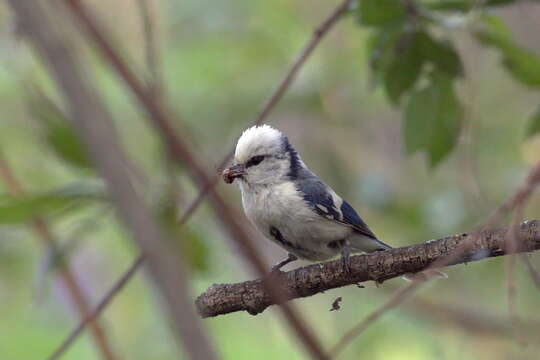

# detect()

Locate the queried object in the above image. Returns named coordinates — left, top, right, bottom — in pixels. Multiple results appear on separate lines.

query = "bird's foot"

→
left=341, top=245, right=352, bottom=274
left=269, top=253, right=298, bottom=277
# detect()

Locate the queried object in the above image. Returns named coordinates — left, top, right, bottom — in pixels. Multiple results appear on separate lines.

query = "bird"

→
left=222, top=124, right=392, bottom=273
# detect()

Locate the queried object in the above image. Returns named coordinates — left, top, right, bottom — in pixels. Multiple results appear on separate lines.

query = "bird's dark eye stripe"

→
left=246, top=155, right=265, bottom=167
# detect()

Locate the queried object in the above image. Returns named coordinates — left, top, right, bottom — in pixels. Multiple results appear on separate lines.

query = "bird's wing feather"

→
left=339, top=200, right=378, bottom=239
left=296, top=176, right=378, bottom=240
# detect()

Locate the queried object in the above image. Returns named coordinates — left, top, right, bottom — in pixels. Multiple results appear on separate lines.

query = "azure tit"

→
left=223, top=125, right=392, bottom=273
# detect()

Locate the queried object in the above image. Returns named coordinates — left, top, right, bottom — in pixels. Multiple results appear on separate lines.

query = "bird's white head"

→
left=223, top=125, right=302, bottom=186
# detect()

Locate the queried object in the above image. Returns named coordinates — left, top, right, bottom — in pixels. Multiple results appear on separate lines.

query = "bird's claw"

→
left=342, top=258, right=352, bottom=274
left=267, top=253, right=298, bottom=278
left=341, top=245, right=352, bottom=274
left=268, top=265, right=286, bottom=278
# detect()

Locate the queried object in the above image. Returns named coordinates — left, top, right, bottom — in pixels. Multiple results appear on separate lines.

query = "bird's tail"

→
left=357, top=237, right=448, bottom=280
left=348, top=234, right=392, bottom=253
left=372, top=238, right=392, bottom=250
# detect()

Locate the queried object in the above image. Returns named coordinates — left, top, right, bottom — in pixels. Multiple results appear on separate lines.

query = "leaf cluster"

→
left=356, top=0, right=540, bottom=166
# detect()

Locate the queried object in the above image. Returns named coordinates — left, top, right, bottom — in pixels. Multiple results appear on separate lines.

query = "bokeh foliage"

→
left=0, top=0, right=539, bottom=359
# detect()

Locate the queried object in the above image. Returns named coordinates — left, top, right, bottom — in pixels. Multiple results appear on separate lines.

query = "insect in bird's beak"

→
left=222, top=163, right=245, bottom=184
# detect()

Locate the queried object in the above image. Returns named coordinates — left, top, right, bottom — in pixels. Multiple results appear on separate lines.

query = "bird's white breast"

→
left=239, top=181, right=351, bottom=260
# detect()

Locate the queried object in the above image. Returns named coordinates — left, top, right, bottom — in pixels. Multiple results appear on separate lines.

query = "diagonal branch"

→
left=135, top=0, right=162, bottom=98
left=250, top=0, right=352, bottom=127
left=195, top=220, right=540, bottom=318
left=521, top=254, right=540, bottom=292
left=47, top=256, right=144, bottom=360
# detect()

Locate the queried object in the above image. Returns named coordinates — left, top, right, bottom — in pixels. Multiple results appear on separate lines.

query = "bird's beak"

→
left=222, top=163, right=245, bottom=184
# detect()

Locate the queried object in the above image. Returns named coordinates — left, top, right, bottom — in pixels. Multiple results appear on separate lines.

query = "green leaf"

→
left=178, top=227, right=210, bottom=273
left=501, top=49, right=540, bottom=87
left=477, top=15, right=512, bottom=42
left=384, top=32, right=425, bottom=104
left=525, top=106, right=540, bottom=138
left=404, top=72, right=463, bottom=166
left=0, top=183, right=105, bottom=224
left=46, top=122, right=92, bottom=170
left=28, top=92, right=92, bottom=171
left=475, top=16, right=540, bottom=88
left=0, top=195, right=72, bottom=224
left=358, top=0, right=406, bottom=26
left=378, top=30, right=463, bottom=104
left=366, top=24, right=404, bottom=85
left=417, top=32, right=464, bottom=77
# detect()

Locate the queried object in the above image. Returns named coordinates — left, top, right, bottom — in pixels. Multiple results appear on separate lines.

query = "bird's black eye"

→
left=246, top=155, right=265, bottom=168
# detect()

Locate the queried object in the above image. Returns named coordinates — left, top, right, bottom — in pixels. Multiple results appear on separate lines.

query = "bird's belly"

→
left=278, top=217, right=351, bottom=260
left=244, top=190, right=351, bottom=260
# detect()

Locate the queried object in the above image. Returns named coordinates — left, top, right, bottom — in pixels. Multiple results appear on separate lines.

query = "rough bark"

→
left=196, top=219, right=540, bottom=318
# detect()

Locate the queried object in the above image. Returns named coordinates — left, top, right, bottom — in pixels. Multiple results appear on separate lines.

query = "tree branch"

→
left=195, top=219, right=540, bottom=318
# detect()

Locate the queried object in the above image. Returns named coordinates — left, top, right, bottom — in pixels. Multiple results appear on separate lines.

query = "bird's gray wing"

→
left=339, top=200, right=378, bottom=239
left=296, top=175, right=378, bottom=240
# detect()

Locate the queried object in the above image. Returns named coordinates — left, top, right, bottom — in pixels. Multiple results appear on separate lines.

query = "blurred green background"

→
left=0, top=0, right=539, bottom=359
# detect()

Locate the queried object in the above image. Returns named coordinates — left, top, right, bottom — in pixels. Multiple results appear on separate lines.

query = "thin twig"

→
left=0, top=152, right=120, bottom=360
left=48, top=256, right=144, bottom=360
left=217, top=0, right=353, bottom=171
left=135, top=0, right=187, bottom=207
left=253, top=0, right=352, bottom=125
left=458, top=59, right=487, bottom=214
left=506, top=253, right=521, bottom=342
left=509, top=161, right=540, bottom=295
left=483, top=160, right=540, bottom=229
left=505, top=199, right=527, bottom=345
left=505, top=214, right=521, bottom=343
left=520, top=253, right=540, bottom=292
left=135, top=0, right=162, bottom=97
